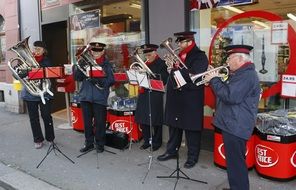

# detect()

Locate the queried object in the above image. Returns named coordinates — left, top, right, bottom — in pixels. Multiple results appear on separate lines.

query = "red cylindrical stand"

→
left=254, top=130, right=296, bottom=180
left=213, top=128, right=255, bottom=169
left=107, top=109, right=142, bottom=141
left=71, top=102, right=84, bottom=132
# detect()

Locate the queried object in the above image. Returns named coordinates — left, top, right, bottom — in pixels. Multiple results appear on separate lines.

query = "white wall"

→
left=19, top=0, right=41, bottom=44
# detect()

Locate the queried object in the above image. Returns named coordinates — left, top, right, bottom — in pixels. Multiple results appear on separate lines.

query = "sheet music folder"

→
left=126, top=70, right=165, bottom=92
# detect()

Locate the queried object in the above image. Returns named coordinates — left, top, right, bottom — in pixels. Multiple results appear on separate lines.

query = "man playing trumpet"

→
left=157, top=31, right=208, bottom=169
left=204, top=45, right=261, bottom=190
left=135, top=44, right=168, bottom=151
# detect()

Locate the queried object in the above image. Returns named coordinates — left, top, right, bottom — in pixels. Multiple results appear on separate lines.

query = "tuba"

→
left=160, top=37, right=188, bottom=70
left=7, top=37, right=53, bottom=104
left=75, top=44, right=104, bottom=90
left=190, top=65, right=229, bottom=86
left=129, top=47, right=156, bottom=78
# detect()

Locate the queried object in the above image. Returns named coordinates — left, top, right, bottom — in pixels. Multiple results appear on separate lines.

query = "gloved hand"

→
left=87, top=78, right=104, bottom=87
left=16, top=68, right=29, bottom=79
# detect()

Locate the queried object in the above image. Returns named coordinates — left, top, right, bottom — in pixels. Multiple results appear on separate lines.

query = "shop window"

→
left=0, top=15, right=5, bottom=62
left=69, top=0, right=145, bottom=111
left=189, top=0, right=296, bottom=111
left=69, top=0, right=144, bottom=71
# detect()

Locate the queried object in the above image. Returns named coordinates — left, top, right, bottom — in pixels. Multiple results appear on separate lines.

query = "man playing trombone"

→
left=134, top=44, right=168, bottom=151
left=204, top=45, right=261, bottom=190
left=74, top=42, right=115, bottom=153
left=157, top=31, right=208, bottom=169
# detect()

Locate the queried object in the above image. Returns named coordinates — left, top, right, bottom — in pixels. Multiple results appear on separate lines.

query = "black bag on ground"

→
left=105, top=129, right=129, bottom=150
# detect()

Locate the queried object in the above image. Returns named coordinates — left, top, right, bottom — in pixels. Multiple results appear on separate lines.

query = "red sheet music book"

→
left=28, top=68, right=44, bottom=80
left=150, top=79, right=165, bottom=92
left=45, top=67, right=64, bottom=78
left=114, top=73, right=128, bottom=81
left=86, top=66, right=105, bottom=78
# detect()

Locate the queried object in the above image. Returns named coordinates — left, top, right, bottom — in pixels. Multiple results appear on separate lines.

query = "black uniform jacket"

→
left=135, top=57, right=168, bottom=126
left=164, top=46, right=208, bottom=131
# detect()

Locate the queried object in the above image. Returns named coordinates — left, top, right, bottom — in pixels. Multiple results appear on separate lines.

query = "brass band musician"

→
left=74, top=42, right=115, bottom=153
left=157, top=31, right=209, bottom=169
left=134, top=44, right=168, bottom=151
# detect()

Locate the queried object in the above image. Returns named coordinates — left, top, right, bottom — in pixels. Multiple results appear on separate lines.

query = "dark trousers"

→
left=222, top=130, right=249, bottom=190
left=26, top=100, right=55, bottom=143
left=166, top=127, right=201, bottom=162
left=141, top=124, right=162, bottom=147
left=81, top=101, right=106, bottom=146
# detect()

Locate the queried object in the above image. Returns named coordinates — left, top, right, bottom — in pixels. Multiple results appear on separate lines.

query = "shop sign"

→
left=190, top=0, right=256, bottom=10
left=110, top=120, right=132, bottom=134
left=70, top=10, right=100, bottom=31
left=255, top=144, right=279, bottom=167
left=281, top=74, right=296, bottom=98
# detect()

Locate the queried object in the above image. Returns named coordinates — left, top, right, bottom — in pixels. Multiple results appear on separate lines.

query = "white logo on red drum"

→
left=218, top=143, right=249, bottom=159
left=110, top=120, right=132, bottom=134
left=255, top=144, right=279, bottom=167
left=291, top=150, right=296, bottom=168
left=71, top=110, right=78, bottom=124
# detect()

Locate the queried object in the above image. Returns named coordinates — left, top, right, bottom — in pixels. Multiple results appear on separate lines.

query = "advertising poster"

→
left=70, top=10, right=100, bottom=31
left=253, top=29, right=278, bottom=82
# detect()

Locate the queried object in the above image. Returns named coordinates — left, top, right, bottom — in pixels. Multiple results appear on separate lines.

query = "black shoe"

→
left=157, top=153, right=177, bottom=161
left=140, top=143, right=150, bottom=150
left=184, top=160, right=197, bottom=169
left=222, top=188, right=231, bottom=190
left=79, top=144, right=94, bottom=153
left=96, top=145, right=104, bottom=153
left=152, top=145, right=161, bottom=151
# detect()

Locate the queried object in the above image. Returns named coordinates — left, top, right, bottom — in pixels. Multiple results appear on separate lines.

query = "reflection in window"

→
left=69, top=0, right=144, bottom=72
left=0, top=15, right=5, bottom=62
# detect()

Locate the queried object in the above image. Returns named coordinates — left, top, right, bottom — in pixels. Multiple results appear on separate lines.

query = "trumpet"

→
left=190, top=65, right=229, bottom=86
left=7, top=37, right=53, bottom=104
left=129, top=47, right=156, bottom=78
left=160, top=37, right=188, bottom=70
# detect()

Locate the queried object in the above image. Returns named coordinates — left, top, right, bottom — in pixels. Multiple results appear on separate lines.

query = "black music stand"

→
left=77, top=146, right=116, bottom=169
left=35, top=67, right=75, bottom=168
left=129, top=71, right=169, bottom=183
left=157, top=148, right=207, bottom=190
left=36, top=141, right=75, bottom=168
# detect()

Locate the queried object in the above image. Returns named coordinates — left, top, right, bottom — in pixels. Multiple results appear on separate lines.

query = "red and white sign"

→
left=110, top=120, right=133, bottom=134
left=218, top=143, right=249, bottom=159
left=255, top=144, right=279, bottom=167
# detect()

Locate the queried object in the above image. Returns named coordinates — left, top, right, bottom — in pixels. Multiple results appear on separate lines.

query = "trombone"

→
left=190, top=65, right=229, bottom=86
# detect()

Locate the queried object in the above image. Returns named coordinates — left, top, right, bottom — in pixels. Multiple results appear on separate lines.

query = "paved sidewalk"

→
left=0, top=106, right=295, bottom=190
left=0, top=161, right=60, bottom=190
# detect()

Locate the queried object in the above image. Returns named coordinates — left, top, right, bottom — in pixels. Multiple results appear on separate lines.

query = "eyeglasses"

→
left=226, top=54, right=239, bottom=62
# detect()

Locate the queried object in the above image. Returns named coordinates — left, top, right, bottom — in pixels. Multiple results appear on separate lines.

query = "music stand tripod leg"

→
left=36, top=141, right=75, bottom=168
left=52, top=142, right=75, bottom=164
left=156, top=150, right=207, bottom=190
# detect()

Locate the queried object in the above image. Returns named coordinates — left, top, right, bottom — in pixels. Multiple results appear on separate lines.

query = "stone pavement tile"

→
left=0, top=162, right=60, bottom=190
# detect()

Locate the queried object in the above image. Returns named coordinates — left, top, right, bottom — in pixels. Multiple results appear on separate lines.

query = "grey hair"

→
left=235, top=53, right=252, bottom=62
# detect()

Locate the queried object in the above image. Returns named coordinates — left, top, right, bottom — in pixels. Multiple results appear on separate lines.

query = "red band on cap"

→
left=228, top=48, right=250, bottom=54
